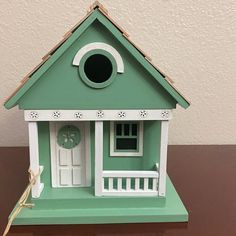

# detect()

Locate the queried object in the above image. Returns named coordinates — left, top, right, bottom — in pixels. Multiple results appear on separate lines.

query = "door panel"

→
left=53, top=122, right=86, bottom=187
left=59, top=149, right=70, bottom=166
left=72, top=167, right=82, bottom=185
left=72, top=148, right=81, bottom=166
left=59, top=169, right=71, bottom=186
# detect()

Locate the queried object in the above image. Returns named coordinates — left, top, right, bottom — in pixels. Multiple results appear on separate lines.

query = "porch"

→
left=25, top=109, right=170, bottom=198
left=12, top=176, right=188, bottom=225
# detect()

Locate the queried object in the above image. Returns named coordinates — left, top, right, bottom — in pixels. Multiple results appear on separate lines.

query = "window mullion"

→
left=129, top=124, right=132, bottom=137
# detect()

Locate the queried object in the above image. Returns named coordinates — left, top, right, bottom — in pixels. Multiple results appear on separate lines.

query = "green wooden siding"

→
left=18, top=20, right=176, bottom=109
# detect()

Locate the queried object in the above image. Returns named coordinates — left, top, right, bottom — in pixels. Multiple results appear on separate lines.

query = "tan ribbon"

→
left=3, top=168, right=41, bottom=236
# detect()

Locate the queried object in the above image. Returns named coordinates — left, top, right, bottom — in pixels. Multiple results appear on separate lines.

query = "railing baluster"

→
left=135, top=178, right=140, bottom=191
left=144, top=178, right=149, bottom=191
left=126, top=178, right=131, bottom=190
left=108, top=177, right=113, bottom=190
left=117, top=178, right=122, bottom=191
left=152, top=178, right=157, bottom=191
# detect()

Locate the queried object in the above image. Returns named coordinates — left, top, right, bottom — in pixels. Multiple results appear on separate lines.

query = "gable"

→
left=17, top=20, right=176, bottom=110
left=4, top=8, right=189, bottom=110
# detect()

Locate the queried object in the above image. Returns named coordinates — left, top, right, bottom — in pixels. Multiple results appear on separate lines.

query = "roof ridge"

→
left=88, top=1, right=108, bottom=15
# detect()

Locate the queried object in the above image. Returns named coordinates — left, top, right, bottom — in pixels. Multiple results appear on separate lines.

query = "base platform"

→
left=11, top=176, right=188, bottom=225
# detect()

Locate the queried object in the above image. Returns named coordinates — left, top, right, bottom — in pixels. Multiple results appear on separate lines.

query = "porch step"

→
left=31, top=184, right=165, bottom=209
left=32, top=195, right=166, bottom=210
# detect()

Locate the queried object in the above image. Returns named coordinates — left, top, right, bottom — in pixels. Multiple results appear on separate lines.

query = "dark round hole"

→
left=84, top=54, right=113, bottom=83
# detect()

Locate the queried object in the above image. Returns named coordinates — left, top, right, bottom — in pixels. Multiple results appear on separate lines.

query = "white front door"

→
left=50, top=122, right=90, bottom=188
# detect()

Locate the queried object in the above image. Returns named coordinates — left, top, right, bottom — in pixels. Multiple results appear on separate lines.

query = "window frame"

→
left=79, top=49, right=117, bottom=89
left=110, top=121, right=143, bottom=157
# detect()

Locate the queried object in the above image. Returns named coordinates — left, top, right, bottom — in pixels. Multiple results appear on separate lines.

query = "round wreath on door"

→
left=57, top=125, right=81, bottom=149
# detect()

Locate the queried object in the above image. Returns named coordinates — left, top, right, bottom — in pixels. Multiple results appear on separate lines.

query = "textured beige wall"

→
left=0, top=0, right=235, bottom=146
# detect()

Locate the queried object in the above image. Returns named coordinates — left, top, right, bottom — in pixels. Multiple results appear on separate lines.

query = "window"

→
left=79, top=49, right=117, bottom=89
left=110, top=122, right=143, bottom=156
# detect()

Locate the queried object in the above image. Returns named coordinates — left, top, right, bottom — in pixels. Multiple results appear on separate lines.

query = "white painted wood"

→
left=108, top=178, right=113, bottom=190
left=102, top=170, right=159, bottom=178
left=25, top=110, right=172, bottom=121
left=72, top=167, right=82, bottom=185
left=102, top=178, right=105, bottom=192
left=152, top=178, right=158, bottom=191
left=72, top=147, right=81, bottom=166
left=28, top=122, right=44, bottom=198
left=135, top=178, right=140, bottom=191
left=102, top=190, right=158, bottom=197
left=49, top=122, right=57, bottom=187
left=144, top=178, right=149, bottom=191
left=126, top=178, right=131, bottom=190
left=84, top=122, right=91, bottom=187
left=117, top=178, right=122, bottom=191
left=72, top=42, right=124, bottom=73
left=110, top=121, right=143, bottom=156
left=59, top=169, right=70, bottom=186
left=95, top=121, right=103, bottom=196
left=101, top=169, right=159, bottom=196
left=49, top=121, right=91, bottom=188
left=59, top=150, right=69, bottom=166
left=158, top=121, right=169, bottom=197
left=55, top=122, right=84, bottom=187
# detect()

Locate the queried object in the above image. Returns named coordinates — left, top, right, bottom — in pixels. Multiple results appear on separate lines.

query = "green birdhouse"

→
left=4, top=1, right=190, bottom=225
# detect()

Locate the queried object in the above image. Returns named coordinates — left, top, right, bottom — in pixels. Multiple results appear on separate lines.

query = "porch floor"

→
left=10, top=176, right=188, bottom=225
left=39, top=186, right=95, bottom=199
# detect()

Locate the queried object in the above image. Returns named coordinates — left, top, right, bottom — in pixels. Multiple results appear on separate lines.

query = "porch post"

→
left=158, top=120, right=169, bottom=197
left=28, top=122, right=44, bottom=198
left=95, top=121, right=103, bottom=196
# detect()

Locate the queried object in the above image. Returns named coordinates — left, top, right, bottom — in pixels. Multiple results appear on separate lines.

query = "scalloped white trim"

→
left=24, top=109, right=172, bottom=121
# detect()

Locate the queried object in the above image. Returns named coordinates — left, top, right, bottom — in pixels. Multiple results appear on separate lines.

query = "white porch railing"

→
left=102, top=168, right=159, bottom=196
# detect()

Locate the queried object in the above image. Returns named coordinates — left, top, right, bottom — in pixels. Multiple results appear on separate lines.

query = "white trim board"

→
left=101, top=190, right=159, bottom=197
left=102, top=170, right=159, bottom=178
left=28, top=122, right=44, bottom=198
left=158, top=120, right=169, bottom=197
left=72, top=42, right=124, bottom=73
left=95, top=121, right=103, bottom=196
left=24, top=109, right=173, bottom=121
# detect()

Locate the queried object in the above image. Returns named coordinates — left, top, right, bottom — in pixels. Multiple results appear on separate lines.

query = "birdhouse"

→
left=4, top=1, right=190, bottom=225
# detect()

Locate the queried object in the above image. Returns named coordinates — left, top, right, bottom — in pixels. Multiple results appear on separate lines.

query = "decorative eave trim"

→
left=24, top=109, right=173, bottom=121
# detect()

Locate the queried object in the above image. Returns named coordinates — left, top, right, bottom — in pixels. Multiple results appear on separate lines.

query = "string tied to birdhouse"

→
left=3, top=167, right=41, bottom=236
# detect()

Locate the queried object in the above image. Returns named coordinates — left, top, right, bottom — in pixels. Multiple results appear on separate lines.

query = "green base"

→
left=11, top=176, right=188, bottom=225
